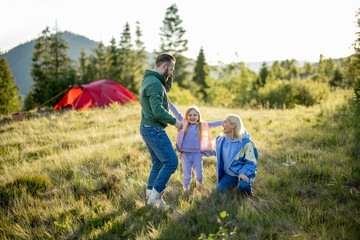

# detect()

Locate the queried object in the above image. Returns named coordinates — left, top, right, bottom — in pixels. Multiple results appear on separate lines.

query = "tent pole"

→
left=39, top=88, right=68, bottom=109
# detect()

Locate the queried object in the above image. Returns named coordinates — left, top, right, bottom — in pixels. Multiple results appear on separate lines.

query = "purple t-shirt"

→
left=181, top=125, right=201, bottom=151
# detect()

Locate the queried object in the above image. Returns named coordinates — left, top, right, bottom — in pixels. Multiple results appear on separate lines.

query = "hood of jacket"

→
left=144, top=70, right=166, bottom=86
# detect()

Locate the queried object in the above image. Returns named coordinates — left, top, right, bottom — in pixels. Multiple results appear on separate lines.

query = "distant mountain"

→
left=1, top=31, right=98, bottom=96
left=244, top=60, right=311, bottom=73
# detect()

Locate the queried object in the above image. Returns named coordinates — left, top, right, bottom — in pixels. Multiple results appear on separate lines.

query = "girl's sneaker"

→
left=196, top=180, right=203, bottom=190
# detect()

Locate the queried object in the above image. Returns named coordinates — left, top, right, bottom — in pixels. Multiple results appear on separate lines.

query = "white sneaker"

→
left=147, top=189, right=170, bottom=208
left=146, top=189, right=152, bottom=201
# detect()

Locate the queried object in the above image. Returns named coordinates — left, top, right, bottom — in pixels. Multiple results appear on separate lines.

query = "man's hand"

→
left=174, top=119, right=183, bottom=131
left=238, top=174, right=249, bottom=183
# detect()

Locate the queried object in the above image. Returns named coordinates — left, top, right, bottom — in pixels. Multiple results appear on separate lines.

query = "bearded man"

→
left=139, top=53, right=182, bottom=207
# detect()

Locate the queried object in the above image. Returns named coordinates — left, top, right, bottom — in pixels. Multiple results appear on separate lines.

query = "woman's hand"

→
left=238, top=174, right=249, bottom=183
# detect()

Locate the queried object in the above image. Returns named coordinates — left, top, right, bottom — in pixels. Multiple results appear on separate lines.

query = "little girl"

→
left=170, top=103, right=223, bottom=190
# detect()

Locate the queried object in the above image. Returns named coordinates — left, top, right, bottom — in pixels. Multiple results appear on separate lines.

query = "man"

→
left=139, top=53, right=182, bottom=207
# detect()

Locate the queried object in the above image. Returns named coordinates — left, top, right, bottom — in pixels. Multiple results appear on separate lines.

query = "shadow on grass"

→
left=72, top=188, right=257, bottom=240
left=157, top=190, right=257, bottom=240
left=67, top=191, right=175, bottom=239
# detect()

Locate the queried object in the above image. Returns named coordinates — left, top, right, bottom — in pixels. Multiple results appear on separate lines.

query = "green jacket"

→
left=140, top=70, right=176, bottom=128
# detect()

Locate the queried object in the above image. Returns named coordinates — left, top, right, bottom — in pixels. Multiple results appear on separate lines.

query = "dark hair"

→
left=155, top=53, right=176, bottom=68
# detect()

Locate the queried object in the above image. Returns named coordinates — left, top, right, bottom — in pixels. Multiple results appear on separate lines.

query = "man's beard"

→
left=163, top=66, right=171, bottom=80
left=163, top=66, right=173, bottom=92
left=165, top=76, right=173, bottom=92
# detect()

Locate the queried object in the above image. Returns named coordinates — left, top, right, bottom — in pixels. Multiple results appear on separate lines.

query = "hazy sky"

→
left=1, top=0, right=358, bottom=64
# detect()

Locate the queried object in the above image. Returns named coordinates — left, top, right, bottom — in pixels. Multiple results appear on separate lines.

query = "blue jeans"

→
left=215, top=172, right=255, bottom=194
left=140, top=125, right=178, bottom=193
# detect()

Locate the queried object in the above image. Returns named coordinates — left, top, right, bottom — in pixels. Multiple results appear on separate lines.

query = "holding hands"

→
left=174, top=119, right=183, bottom=131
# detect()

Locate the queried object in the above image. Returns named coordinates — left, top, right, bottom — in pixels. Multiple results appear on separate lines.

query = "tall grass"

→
left=0, top=89, right=359, bottom=239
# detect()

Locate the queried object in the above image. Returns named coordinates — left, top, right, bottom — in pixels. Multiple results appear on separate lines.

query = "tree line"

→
left=1, top=4, right=359, bottom=114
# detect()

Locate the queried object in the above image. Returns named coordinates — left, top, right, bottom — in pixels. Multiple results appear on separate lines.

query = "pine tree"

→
left=46, top=27, right=74, bottom=105
left=93, top=41, right=106, bottom=80
left=321, top=58, right=335, bottom=81
left=31, top=27, right=51, bottom=106
left=192, top=47, right=209, bottom=101
left=85, top=56, right=98, bottom=84
left=24, top=89, right=36, bottom=111
left=49, top=26, right=71, bottom=81
left=119, top=22, right=137, bottom=92
left=270, top=61, right=284, bottom=80
left=77, top=46, right=88, bottom=83
left=159, top=4, right=188, bottom=53
left=280, top=59, right=299, bottom=80
left=134, top=21, right=147, bottom=95
left=256, top=62, right=270, bottom=88
left=0, top=57, right=20, bottom=113
left=300, top=62, right=314, bottom=79
left=105, top=37, right=119, bottom=82
left=289, top=62, right=299, bottom=79
left=236, top=62, right=256, bottom=105
left=135, top=21, right=146, bottom=63
left=159, top=4, right=189, bottom=88
left=28, top=26, right=75, bottom=109
left=340, top=57, right=356, bottom=88
left=313, top=55, right=334, bottom=83
left=329, top=68, right=344, bottom=87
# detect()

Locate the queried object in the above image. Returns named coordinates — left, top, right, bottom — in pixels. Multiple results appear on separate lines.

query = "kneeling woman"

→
left=215, top=114, right=258, bottom=194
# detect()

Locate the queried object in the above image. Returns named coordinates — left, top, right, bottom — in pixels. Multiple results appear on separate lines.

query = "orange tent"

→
left=53, top=79, right=138, bottom=110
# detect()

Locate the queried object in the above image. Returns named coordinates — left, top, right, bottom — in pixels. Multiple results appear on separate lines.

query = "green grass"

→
left=0, top=89, right=359, bottom=239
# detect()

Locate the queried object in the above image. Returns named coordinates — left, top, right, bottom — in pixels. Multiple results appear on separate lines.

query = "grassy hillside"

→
left=0, top=90, right=359, bottom=239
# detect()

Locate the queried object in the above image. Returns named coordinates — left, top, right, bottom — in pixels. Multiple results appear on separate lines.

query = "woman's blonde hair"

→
left=226, top=114, right=245, bottom=138
left=184, top=105, right=202, bottom=138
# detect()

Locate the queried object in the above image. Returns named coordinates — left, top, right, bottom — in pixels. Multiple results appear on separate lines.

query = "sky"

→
left=0, top=0, right=358, bottom=64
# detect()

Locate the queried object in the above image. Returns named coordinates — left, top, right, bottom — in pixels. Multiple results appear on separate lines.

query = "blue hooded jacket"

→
left=215, top=131, right=258, bottom=182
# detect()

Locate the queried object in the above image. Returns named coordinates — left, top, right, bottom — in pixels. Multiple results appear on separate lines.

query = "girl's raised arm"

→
left=170, top=103, right=183, bottom=121
left=208, top=120, right=224, bottom=128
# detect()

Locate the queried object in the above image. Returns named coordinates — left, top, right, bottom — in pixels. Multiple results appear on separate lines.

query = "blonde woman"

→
left=214, top=114, right=258, bottom=194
